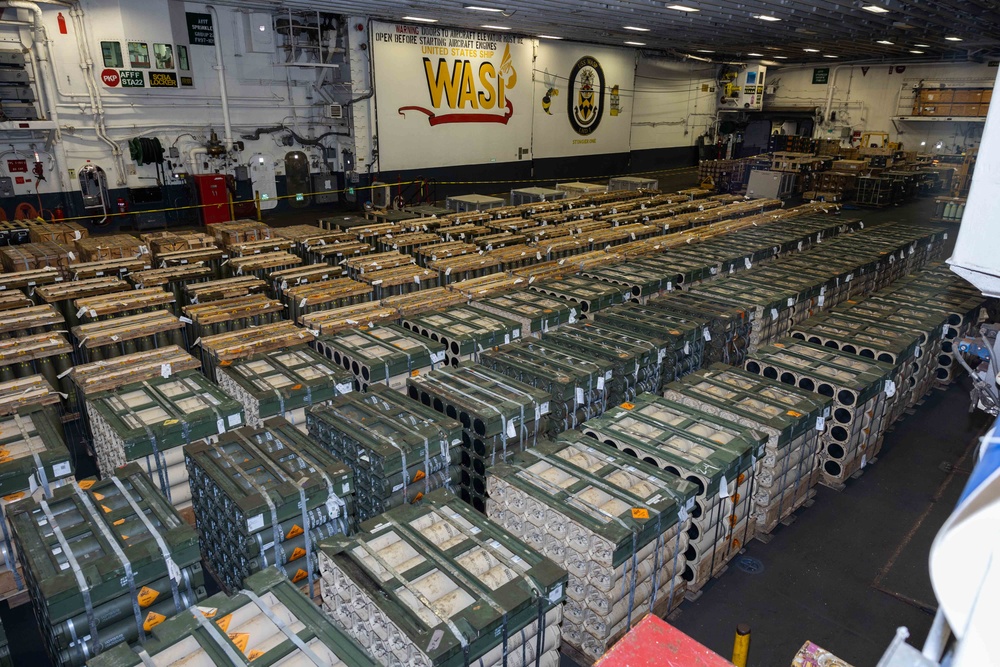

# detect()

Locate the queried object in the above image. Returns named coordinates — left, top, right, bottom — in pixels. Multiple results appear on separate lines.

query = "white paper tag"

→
left=861, top=454, right=868, bottom=468
left=744, top=257, right=752, bottom=270
left=166, top=557, right=181, bottom=582
left=160, top=363, right=172, bottom=378
left=179, top=316, right=192, bottom=324
left=771, top=308, right=779, bottom=321
left=818, top=295, right=825, bottom=307
left=228, top=414, right=241, bottom=427
left=597, top=376, right=605, bottom=391
left=247, top=514, right=265, bottom=532
left=300, top=298, right=307, bottom=309
left=504, top=333, right=510, bottom=345
left=576, top=387, right=585, bottom=404
left=797, top=241, right=803, bottom=252
left=76, top=306, right=87, bottom=318
left=658, top=349, right=666, bottom=363
left=217, top=418, right=225, bottom=434
left=816, top=416, right=825, bottom=431
left=414, top=275, right=421, bottom=284
left=549, top=584, right=563, bottom=604
left=53, top=461, right=72, bottom=478
left=539, top=401, right=550, bottom=416
left=719, top=475, right=731, bottom=499
left=944, top=233, right=948, bottom=240
left=787, top=297, right=795, bottom=308
left=885, top=380, right=896, bottom=398
left=506, top=420, right=517, bottom=439
left=703, top=328, right=711, bottom=342
left=445, top=267, right=452, bottom=276
left=683, top=341, right=690, bottom=355
left=666, top=281, right=672, bottom=291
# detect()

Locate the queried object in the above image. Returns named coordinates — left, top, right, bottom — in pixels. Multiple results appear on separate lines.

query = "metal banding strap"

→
left=243, top=589, right=327, bottom=665
left=190, top=605, right=247, bottom=664
left=135, top=648, right=156, bottom=667
left=0, top=506, right=23, bottom=591
left=140, top=425, right=171, bottom=502
left=13, top=414, right=51, bottom=498
left=71, top=483, right=146, bottom=648
left=39, top=498, right=100, bottom=649
left=108, top=477, right=187, bottom=608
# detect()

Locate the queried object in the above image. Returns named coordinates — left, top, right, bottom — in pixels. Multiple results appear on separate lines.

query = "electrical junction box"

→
left=246, top=12, right=275, bottom=53
left=738, top=65, right=767, bottom=110
left=0, top=177, right=13, bottom=198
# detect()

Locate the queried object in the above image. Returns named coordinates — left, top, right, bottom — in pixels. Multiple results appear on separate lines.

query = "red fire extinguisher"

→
left=116, top=197, right=128, bottom=215
left=52, top=204, right=64, bottom=221
left=57, top=12, right=67, bottom=35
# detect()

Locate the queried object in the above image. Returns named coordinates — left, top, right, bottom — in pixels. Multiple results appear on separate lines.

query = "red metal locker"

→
left=193, top=174, right=231, bottom=225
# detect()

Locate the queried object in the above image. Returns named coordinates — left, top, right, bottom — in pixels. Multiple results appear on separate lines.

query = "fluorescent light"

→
left=402, top=16, right=438, bottom=23
left=625, top=41, right=646, bottom=46
left=774, top=55, right=788, bottom=59
left=803, top=48, right=820, bottom=52
left=876, top=40, right=894, bottom=44
left=624, top=26, right=650, bottom=31
left=747, top=52, right=763, bottom=57
left=754, top=15, right=781, bottom=21
left=823, top=54, right=839, bottom=58
left=667, top=4, right=700, bottom=11
left=914, top=43, right=930, bottom=47
left=537, top=34, right=562, bottom=39
left=482, top=25, right=510, bottom=30
left=945, top=36, right=963, bottom=41
left=861, top=5, right=890, bottom=13
left=909, top=49, right=924, bottom=54
left=696, top=49, right=715, bottom=53
left=464, top=5, right=504, bottom=11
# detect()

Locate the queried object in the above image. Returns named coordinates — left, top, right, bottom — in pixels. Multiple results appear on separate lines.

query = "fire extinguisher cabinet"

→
left=193, top=174, right=231, bottom=225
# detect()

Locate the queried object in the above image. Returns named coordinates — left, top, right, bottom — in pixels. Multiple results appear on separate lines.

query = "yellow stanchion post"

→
left=254, top=190, right=262, bottom=222
left=732, top=624, right=750, bottom=667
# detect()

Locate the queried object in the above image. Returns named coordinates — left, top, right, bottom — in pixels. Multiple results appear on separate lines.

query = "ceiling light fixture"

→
left=754, top=14, right=782, bottom=21
left=696, top=49, right=715, bottom=53
left=914, top=43, right=930, bottom=47
left=482, top=25, right=510, bottom=30
left=861, top=5, right=890, bottom=13
left=625, top=41, right=646, bottom=46
left=909, top=49, right=924, bottom=53
left=747, top=52, right=763, bottom=56
left=667, top=4, right=700, bottom=11
left=624, top=26, right=650, bottom=31
left=774, top=55, right=788, bottom=59
left=876, top=40, right=894, bottom=44
left=538, top=34, right=563, bottom=39
left=803, top=48, right=820, bottom=52
left=464, top=5, right=504, bottom=12
left=402, top=16, right=438, bottom=23
left=824, top=54, right=839, bottom=58
left=945, top=36, right=963, bottom=41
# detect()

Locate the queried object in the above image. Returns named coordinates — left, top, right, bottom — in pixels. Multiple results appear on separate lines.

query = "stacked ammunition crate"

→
left=299, top=302, right=399, bottom=334
left=307, top=386, right=461, bottom=521
left=197, top=322, right=313, bottom=382
left=744, top=338, right=895, bottom=488
left=73, top=288, right=176, bottom=321
left=185, top=419, right=353, bottom=594
left=129, top=265, right=215, bottom=308
left=7, top=465, right=206, bottom=666
left=88, top=567, right=377, bottom=667
left=402, top=306, right=523, bottom=365
left=650, top=291, right=752, bottom=366
left=182, top=293, right=285, bottom=340
left=318, top=489, right=567, bottom=666
left=85, top=370, right=245, bottom=510
left=663, top=364, right=833, bottom=537
left=593, top=302, right=707, bottom=385
left=183, top=276, right=266, bottom=305
left=469, top=289, right=579, bottom=335
left=479, top=338, right=613, bottom=434
left=71, top=310, right=185, bottom=363
left=225, top=252, right=301, bottom=281
left=527, top=276, right=630, bottom=318
left=406, top=366, right=551, bottom=512
left=313, top=325, right=446, bottom=391
left=0, top=332, right=75, bottom=413
left=0, top=397, right=74, bottom=604
left=542, top=322, right=663, bottom=404
left=581, top=395, right=766, bottom=595
left=0, top=303, right=64, bottom=340
left=215, top=347, right=354, bottom=429
left=283, top=277, right=372, bottom=322
left=33, top=277, right=129, bottom=328
left=880, top=266, right=991, bottom=384
left=487, top=435, right=698, bottom=661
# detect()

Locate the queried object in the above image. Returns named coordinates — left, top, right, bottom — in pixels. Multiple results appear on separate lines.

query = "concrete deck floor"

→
left=3, top=189, right=986, bottom=667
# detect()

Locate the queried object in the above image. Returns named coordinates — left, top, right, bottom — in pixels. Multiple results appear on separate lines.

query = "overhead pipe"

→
left=68, top=3, right=126, bottom=185
left=206, top=5, right=234, bottom=152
